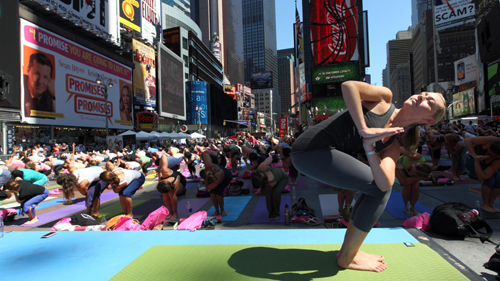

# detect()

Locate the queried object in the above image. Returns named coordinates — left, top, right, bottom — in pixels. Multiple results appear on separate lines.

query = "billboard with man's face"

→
left=20, top=19, right=133, bottom=129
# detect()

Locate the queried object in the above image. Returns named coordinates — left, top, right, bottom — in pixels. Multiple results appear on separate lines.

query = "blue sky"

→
left=275, top=0, right=412, bottom=86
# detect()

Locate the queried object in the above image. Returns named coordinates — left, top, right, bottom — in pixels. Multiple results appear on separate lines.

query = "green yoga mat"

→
left=112, top=243, right=468, bottom=281
left=98, top=200, right=147, bottom=218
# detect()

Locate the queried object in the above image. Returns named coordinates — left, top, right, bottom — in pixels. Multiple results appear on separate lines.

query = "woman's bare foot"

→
left=492, top=206, right=500, bottom=213
left=23, top=217, right=39, bottom=225
left=211, top=211, right=220, bottom=217
left=170, top=214, right=178, bottom=220
left=165, top=215, right=172, bottom=220
left=221, top=211, right=227, bottom=217
left=452, top=177, right=460, bottom=181
left=337, top=251, right=387, bottom=272
left=63, top=200, right=72, bottom=205
left=412, top=209, right=420, bottom=216
left=481, top=205, right=496, bottom=213
left=337, top=250, right=384, bottom=262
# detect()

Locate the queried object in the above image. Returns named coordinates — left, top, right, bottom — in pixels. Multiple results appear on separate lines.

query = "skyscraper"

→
left=222, top=0, right=245, bottom=85
left=278, top=48, right=296, bottom=117
left=242, top=0, right=280, bottom=119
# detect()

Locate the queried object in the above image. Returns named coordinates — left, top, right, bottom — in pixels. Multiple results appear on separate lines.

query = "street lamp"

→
left=96, top=74, right=113, bottom=141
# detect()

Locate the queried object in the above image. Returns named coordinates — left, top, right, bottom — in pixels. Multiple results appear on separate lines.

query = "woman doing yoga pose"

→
left=292, top=81, right=445, bottom=272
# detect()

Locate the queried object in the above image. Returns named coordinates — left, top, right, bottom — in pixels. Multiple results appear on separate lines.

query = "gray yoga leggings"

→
left=291, top=149, right=392, bottom=232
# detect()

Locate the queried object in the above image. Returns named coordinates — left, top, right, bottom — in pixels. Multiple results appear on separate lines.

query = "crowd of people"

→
left=2, top=81, right=500, bottom=273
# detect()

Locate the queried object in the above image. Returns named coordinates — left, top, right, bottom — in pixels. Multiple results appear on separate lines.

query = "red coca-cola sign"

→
left=310, top=0, right=359, bottom=65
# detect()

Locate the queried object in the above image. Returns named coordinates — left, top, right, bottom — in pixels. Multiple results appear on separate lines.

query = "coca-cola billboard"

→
left=310, top=0, right=359, bottom=66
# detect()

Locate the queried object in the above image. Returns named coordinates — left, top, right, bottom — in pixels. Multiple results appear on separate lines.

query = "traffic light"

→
left=223, top=121, right=226, bottom=126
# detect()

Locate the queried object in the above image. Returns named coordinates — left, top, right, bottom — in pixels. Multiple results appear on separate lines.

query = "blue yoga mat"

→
left=248, top=196, right=291, bottom=224
left=205, top=196, right=252, bottom=221
left=385, top=191, right=433, bottom=219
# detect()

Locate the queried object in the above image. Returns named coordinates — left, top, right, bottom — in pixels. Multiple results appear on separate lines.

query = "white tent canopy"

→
left=190, top=132, right=206, bottom=139
left=135, top=132, right=151, bottom=140
left=159, top=132, right=173, bottom=138
left=169, top=132, right=192, bottom=139
left=118, top=130, right=136, bottom=136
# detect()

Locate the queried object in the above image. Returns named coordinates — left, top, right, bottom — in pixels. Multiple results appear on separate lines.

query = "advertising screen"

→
left=279, top=117, right=288, bottom=137
left=132, top=39, right=156, bottom=107
left=20, top=19, right=133, bottom=129
left=488, top=60, right=500, bottom=96
left=158, top=43, right=186, bottom=120
left=312, top=63, right=359, bottom=85
left=186, top=81, right=208, bottom=125
left=251, top=71, right=273, bottom=89
left=163, top=27, right=181, bottom=57
left=454, top=54, right=476, bottom=86
left=120, top=0, right=141, bottom=34
left=141, top=0, right=162, bottom=44
left=52, top=0, right=119, bottom=44
left=435, top=0, right=475, bottom=31
left=310, top=0, right=359, bottom=66
left=452, top=88, right=476, bottom=117
left=312, top=84, right=347, bottom=116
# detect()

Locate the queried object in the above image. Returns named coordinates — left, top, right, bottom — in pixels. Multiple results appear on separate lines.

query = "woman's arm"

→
left=465, top=136, right=499, bottom=158
left=364, top=134, right=401, bottom=192
left=76, top=180, right=89, bottom=196
left=201, top=151, right=216, bottom=170
left=341, top=81, right=401, bottom=138
left=395, top=168, right=426, bottom=185
left=13, top=192, right=24, bottom=203
left=105, top=161, right=117, bottom=171
left=257, top=157, right=273, bottom=171
left=205, top=167, right=224, bottom=191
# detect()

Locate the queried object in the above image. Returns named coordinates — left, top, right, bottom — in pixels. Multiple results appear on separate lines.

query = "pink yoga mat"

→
left=248, top=196, right=291, bottom=224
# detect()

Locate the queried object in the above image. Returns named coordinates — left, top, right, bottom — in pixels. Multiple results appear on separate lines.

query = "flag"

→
left=295, top=7, right=302, bottom=41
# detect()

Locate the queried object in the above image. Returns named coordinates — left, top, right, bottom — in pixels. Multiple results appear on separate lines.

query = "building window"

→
left=183, top=38, right=188, bottom=50
left=183, top=55, right=188, bottom=67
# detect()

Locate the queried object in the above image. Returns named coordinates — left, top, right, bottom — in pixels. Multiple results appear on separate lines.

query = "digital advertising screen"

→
left=251, top=71, right=273, bottom=89
left=132, top=39, right=156, bottom=107
left=186, top=81, right=208, bottom=125
left=20, top=19, right=133, bottom=129
left=158, top=43, right=186, bottom=120
left=310, top=0, right=359, bottom=66
left=312, top=63, right=360, bottom=85
left=452, top=88, right=476, bottom=117
left=488, top=60, right=500, bottom=96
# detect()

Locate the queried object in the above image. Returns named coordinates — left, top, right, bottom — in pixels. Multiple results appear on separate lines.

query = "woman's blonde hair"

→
left=402, top=93, right=446, bottom=156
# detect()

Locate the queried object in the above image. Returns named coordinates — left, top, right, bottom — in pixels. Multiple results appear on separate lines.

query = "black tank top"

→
left=293, top=104, right=396, bottom=154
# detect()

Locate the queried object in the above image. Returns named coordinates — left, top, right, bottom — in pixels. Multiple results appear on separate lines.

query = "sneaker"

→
left=341, top=206, right=352, bottom=222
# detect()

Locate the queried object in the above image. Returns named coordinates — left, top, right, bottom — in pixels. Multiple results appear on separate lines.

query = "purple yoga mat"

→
left=248, top=195, right=291, bottom=224
left=177, top=198, right=210, bottom=218
left=10, top=191, right=119, bottom=227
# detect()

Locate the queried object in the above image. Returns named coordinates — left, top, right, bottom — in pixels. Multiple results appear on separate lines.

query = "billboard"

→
left=51, top=0, right=119, bottom=44
left=132, top=39, right=156, bottom=107
left=119, top=0, right=141, bottom=34
left=312, top=63, right=360, bottom=85
left=186, top=81, right=208, bottom=125
left=20, top=19, right=133, bottom=129
left=251, top=71, right=273, bottom=89
left=435, top=0, right=475, bottom=31
left=310, top=0, right=359, bottom=66
left=158, top=43, right=186, bottom=120
left=454, top=54, right=476, bottom=86
left=488, top=60, right=500, bottom=96
left=452, top=88, right=476, bottom=117
left=163, top=27, right=181, bottom=57
left=279, top=117, right=288, bottom=137
left=141, top=0, right=162, bottom=44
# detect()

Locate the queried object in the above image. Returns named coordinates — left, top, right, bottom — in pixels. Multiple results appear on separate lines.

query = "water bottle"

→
left=100, top=215, right=107, bottom=225
left=459, top=209, right=479, bottom=222
left=292, top=186, right=296, bottom=200
left=186, top=201, right=192, bottom=217
left=0, top=215, right=4, bottom=238
left=405, top=201, right=413, bottom=216
left=475, top=200, right=481, bottom=216
left=284, top=204, right=290, bottom=225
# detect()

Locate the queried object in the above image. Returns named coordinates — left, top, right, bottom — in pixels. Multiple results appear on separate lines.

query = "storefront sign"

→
left=132, top=39, right=156, bottom=107
left=279, top=117, right=287, bottom=137
left=20, top=20, right=133, bottom=129
left=136, top=111, right=158, bottom=130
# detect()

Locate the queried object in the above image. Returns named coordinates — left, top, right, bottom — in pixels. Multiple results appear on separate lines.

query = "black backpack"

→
left=430, top=202, right=493, bottom=242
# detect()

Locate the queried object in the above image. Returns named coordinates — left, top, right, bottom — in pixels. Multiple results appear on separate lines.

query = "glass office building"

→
left=223, top=0, right=245, bottom=85
left=242, top=0, right=279, bottom=118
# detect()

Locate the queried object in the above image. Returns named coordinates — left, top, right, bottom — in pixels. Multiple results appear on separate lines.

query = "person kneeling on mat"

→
left=200, top=150, right=232, bottom=217
left=250, top=156, right=289, bottom=220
